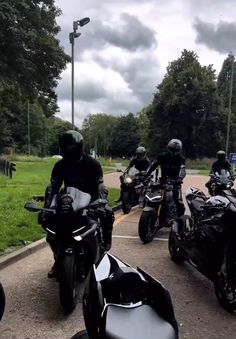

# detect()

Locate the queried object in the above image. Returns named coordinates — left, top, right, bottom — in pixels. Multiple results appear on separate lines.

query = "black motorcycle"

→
left=71, top=252, right=178, bottom=339
left=0, top=282, right=5, bottom=320
left=25, top=187, right=106, bottom=313
left=118, top=168, right=149, bottom=214
left=169, top=186, right=236, bottom=311
left=138, top=177, right=178, bottom=244
left=209, top=169, right=234, bottom=196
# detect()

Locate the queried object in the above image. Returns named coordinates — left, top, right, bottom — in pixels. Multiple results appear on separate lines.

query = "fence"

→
left=0, top=159, right=16, bottom=179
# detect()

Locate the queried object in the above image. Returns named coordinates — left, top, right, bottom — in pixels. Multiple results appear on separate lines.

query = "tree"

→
left=149, top=50, right=222, bottom=159
left=82, top=114, right=118, bottom=156
left=0, top=0, right=70, bottom=117
left=217, top=54, right=236, bottom=153
left=137, top=105, right=152, bottom=151
left=110, top=113, right=140, bottom=157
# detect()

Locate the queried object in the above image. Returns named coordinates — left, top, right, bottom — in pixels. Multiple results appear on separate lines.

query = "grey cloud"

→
left=57, top=13, right=157, bottom=59
left=94, top=53, right=161, bottom=104
left=57, top=79, right=107, bottom=102
left=193, top=18, right=236, bottom=53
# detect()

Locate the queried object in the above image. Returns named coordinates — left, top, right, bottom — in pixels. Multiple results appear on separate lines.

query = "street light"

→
left=69, top=17, right=90, bottom=129
left=226, top=53, right=234, bottom=156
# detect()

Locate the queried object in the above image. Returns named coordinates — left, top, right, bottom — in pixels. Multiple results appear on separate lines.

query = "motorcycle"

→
left=24, top=186, right=106, bottom=313
left=0, top=282, right=5, bottom=320
left=71, top=252, right=179, bottom=339
left=169, top=186, right=236, bottom=311
left=138, top=177, right=178, bottom=244
left=118, top=168, right=149, bottom=214
left=209, top=169, right=234, bottom=196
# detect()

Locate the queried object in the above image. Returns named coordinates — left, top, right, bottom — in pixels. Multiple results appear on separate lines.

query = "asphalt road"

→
left=1, top=174, right=236, bottom=338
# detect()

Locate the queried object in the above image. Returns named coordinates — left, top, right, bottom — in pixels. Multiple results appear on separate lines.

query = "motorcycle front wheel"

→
left=122, top=191, right=134, bottom=214
left=0, top=282, right=5, bottom=320
left=59, top=253, right=79, bottom=313
left=138, top=210, right=160, bottom=244
left=214, top=274, right=236, bottom=312
left=168, top=229, right=185, bottom=264
left=71, top=330, right=89, bottom=339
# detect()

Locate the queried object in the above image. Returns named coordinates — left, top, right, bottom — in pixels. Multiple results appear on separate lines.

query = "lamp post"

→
left=226, top=54, right=234, bottom=156
left=69, top=17, right=90, bottom=129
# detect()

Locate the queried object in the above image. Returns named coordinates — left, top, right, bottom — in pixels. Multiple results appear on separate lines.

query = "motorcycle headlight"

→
left=124, top=177, right=132, bottom=184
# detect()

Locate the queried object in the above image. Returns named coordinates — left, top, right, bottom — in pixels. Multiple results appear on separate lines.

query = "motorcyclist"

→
left=116, top=146, right=150, bottom=202
left=39, top=130, right=114, bottom=278
left=205, top=150, right=234, bottom=195
left=126, top=146, right=150, bottom=173
left=146, top=139, right=186, bottom=217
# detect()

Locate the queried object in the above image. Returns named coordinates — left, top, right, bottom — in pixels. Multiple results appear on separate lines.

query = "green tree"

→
left=137, top=105, right=152, bottom=152
left=82, top=114, right=118, bottom=156
left=149, top=50, right=222, bottom=158
left=0, top=0, right=70, bottom=117
left=217, top=54, right=236, bottom=153
left=110, top=113, right=140, bottom=157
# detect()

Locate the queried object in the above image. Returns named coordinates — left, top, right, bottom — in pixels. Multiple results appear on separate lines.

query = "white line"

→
left=112, top=235, right=168, bottom=241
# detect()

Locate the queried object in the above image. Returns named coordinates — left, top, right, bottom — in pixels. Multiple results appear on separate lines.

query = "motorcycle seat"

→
left=105, top=304, right=176, bottom=339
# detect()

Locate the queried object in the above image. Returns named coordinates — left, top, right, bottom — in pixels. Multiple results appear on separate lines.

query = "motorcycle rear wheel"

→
left=59, top=254, right=79, bottom=313
left=168, top=229, right=185, bottom=264
left=0, top=282, right=5, bottom=320
left=122, top=191, right=134, bottom=214
left=138, top=210, right=160, bottom=244
left=214, top=274, right=236, bottom=312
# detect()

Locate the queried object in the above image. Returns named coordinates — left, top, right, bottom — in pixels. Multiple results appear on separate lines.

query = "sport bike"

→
left=0, top=281, right=5, bottom=320
left=209, top=169, right=234, bottom=196
left=138, top=177, right=178, bottom=244
left=169, top=186, right=236, bottom=311
left=118, top=168, right=149, bottom=214
left=71, top=252, right=179, bottom=339
left=25, top=186, right=106, bottom=313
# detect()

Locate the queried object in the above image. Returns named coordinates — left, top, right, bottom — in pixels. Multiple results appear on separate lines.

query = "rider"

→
left=146, top=139, right=186, bottom=217
left=205, top=150, right=234, bottom=195
left=126, top=146, right=150, bottom=173
left=116, top=146, right=150, bottom=202
left=39, top=130, right=114, bottom=278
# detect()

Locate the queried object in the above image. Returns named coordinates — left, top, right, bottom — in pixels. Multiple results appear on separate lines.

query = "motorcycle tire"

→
left=214, top=275, right=236, bottom=312
left=71, top=330, right=89, bottom=339
left=138, top=210, right=160, bottom=244
left=168, top=229, right=185, bottom=264
left=59, top=254, right=79, bottom=313
left=122, top=191, right=134, bottom=214
left=0, top=282, right=5, bottom=321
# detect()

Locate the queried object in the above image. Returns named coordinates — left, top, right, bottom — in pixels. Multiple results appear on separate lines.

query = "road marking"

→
left=112, top=235, right=168, bottom=241
left=113, top=209, right=139, bottom=227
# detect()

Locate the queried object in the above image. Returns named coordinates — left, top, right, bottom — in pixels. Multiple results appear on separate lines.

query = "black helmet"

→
left=59, top=130, right=84, bottom=161
left=167, top=139, right=182, bottom=155
left=136, top=146, right=146, bottom=160
left=217, top=150, right=226, bottom=161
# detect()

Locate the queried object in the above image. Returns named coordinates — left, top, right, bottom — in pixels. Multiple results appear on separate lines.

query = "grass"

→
left=0, top=157, right=120, bottom=255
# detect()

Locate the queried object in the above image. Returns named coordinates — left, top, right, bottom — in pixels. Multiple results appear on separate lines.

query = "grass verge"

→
left=0, top=158, right=120, bottom=255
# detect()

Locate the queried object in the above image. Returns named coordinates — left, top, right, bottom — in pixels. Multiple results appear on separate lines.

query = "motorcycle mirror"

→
left=24, top=201, right=41, bottom=212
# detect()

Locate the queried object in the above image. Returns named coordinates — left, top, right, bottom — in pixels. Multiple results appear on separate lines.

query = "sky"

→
left=54, top=0, right=236, bottom=127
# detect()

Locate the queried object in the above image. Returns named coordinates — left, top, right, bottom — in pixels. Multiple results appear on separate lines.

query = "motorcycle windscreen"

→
left=64, top=187, right=91, bottom=211
left=126, top=167, right=140, bottom=179
left=215, top=169, right=231, bottom=184
left=104, top=304, right=177, bottom=339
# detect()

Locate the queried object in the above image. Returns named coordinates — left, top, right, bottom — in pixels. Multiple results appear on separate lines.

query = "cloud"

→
left=193, top=18, right=236, bottom=54
left=57, top=13, right=157, bottom=61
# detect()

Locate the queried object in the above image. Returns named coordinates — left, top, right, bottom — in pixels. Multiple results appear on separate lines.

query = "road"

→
left=1, top=174, right=236, bottom=338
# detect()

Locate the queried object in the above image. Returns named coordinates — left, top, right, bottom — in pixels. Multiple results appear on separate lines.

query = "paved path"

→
left=2, top=173, right=236, bottom=338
